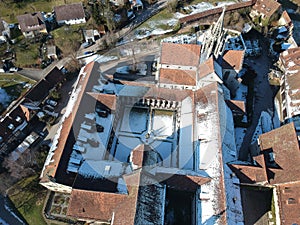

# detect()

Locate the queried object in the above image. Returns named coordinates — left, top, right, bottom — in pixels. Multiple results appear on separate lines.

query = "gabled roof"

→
left=44, top=67, right=64, bottom=87
left=67, top=171, right=140, bottom=223
left=279, top=10, right=292, bottom=26
left=54, top=3, right=85, bottom=22
left=280, top=47, right=300, bottom=71
left=159, top=68, right=197, bottom=86
left=252, top=0, right=281, bottom=18
left=231, top=123, right=300, bottom=185
left=17, top=12, right=46, bottom=32
left=25, top=79, right=52, bottom=102
left=160, top=43, right=201, bottom=67
left=225, top=100, right=246, bottom=115
left=258, top=122, right=300, bottom=184
left=222, top=50, right=245, bottom=71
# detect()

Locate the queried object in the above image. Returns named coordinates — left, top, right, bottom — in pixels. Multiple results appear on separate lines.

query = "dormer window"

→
left=15, top=116, right=22, bottom=123
left=8, top=124, right=15, bottom=130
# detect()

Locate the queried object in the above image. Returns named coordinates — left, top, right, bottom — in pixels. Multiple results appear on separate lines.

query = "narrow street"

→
left=238, top=37, right=279, bottom=161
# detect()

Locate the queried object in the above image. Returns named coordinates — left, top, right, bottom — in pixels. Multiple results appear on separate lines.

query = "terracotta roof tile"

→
left=276, top=182, right=300, bottom=225
left=222, top=50, right=245, bottom=71
left=225, top=100, right=246, bottom=114
left=159, top=68, right=197, bottom=86
left=199, top=56, right=215, bottom=78
left=87, top=92, right=117, bottom=111
left=252, top=0, right=281, bottom=18
left=160, top=42, right=201, bottom=67
left=67, top=172, right=140, bottom=223
left=259, top=122, right=300, bottom=184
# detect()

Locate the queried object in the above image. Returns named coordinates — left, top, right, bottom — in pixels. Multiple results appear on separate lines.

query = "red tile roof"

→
left=259, top=122, right=300, bottom=184
left=159, top=68, right=197, bottom=86
left=222, top=50, right=245, bottom=71
left=276, top=182, right=300, bottom=225
left=225, top=100, right=246, bottom=114
left=67, top=172, right=140, bottom=224
left=199, top=56, right=215, bottom=78
left=130, top=144, right=145, bottom=170
left=160, top=43, right=201, bottom=67
left=252, top=0, right=281, bottom=18
left=87, top=92, right=117, bottom=111
left=54, top=3, right=85, bottom=22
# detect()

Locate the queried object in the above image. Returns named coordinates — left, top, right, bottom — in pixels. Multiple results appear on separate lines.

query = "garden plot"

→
left=120, top=107, right=148, bottom=134
left=114, top=136, right=141, bottom=162
left=152, top=110, right=175, bottom=137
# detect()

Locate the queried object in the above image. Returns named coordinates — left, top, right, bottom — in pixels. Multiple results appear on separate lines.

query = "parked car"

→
left=46, top=99, right=57, bottom=107
left=82, top=42, right=94, bottom=48
left=43, top=105, right=55, bottom=112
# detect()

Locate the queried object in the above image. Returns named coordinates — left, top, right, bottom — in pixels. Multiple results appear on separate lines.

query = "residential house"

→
left=47, top=45, right=58, bottom=60
left=83, top=29, right=100, bottom=43
left=274, top=47, right=300, bottom=127
left=278, top=11, right=293, bottom=35
left=229, top=123, right=300, bottom=225
left=54, top=3, right=86, bottom=26
left=17, top=12, right=47, bottom=38
left=250, top=0, right=281, bottom=26
left=0, top=19, right=10, bottom=43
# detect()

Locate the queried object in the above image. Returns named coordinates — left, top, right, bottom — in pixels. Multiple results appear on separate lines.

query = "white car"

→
left=46, top=99, right=57, bottom=107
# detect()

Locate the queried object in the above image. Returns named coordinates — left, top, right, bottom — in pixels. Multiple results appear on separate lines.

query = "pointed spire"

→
left=200, top=6, right=226, bottom=62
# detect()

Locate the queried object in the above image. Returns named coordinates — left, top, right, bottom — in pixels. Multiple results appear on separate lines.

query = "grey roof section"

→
left=54, top=3, right=85, bottom=22
left=17, top=12, right=46, bottom=32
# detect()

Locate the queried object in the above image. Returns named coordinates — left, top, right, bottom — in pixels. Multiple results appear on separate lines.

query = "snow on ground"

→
left=120, top=107, right=148, bottom=134
left=152, top=110, right=174, bottom=137
left=0, top=88, right=11, bottom=107
left=163, top=33, right=197, bottom=44
left=175, top=1, right=236, bottom=19
left=234, top=83, right=247, bottom=102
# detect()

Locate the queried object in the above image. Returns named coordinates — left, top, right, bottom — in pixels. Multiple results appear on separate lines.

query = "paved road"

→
left=0, top=194, right=26, bottom=225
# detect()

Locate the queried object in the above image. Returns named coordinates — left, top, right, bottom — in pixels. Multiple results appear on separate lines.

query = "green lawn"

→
left=7, top=175, right=48, bottom=225
left=14, top=41, right=40, bottom=67
left=0, top=0, right=82, bottom=24
left=0, top=73, right=35, bottom=114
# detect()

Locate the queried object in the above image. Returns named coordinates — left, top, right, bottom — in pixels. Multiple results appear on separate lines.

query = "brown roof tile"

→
left=159, top=68, right=197, bottom=86
left=87, top=92, right=117, bottom=111
left=199, top=56, right=215, bottom=78
left=222, top=50, right=245, bottom=71
left=67, top=172, right=140, bottom=223
left=17, top=12, right=46, bottom=33
left=252, top=0, right=281, bottom=18
left=160, top=42, right=201, bottom=67
left=225, top=100, right=246, bottom=114
left=54, top=3, right=85, bottom=22
left=276, top=182, right=300, bottom=225
left=259, top=122, right=300, bottom=184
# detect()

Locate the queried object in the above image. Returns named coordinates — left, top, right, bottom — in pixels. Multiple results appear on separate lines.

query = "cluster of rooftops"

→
left=1, top=0, right=300, bottom=223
